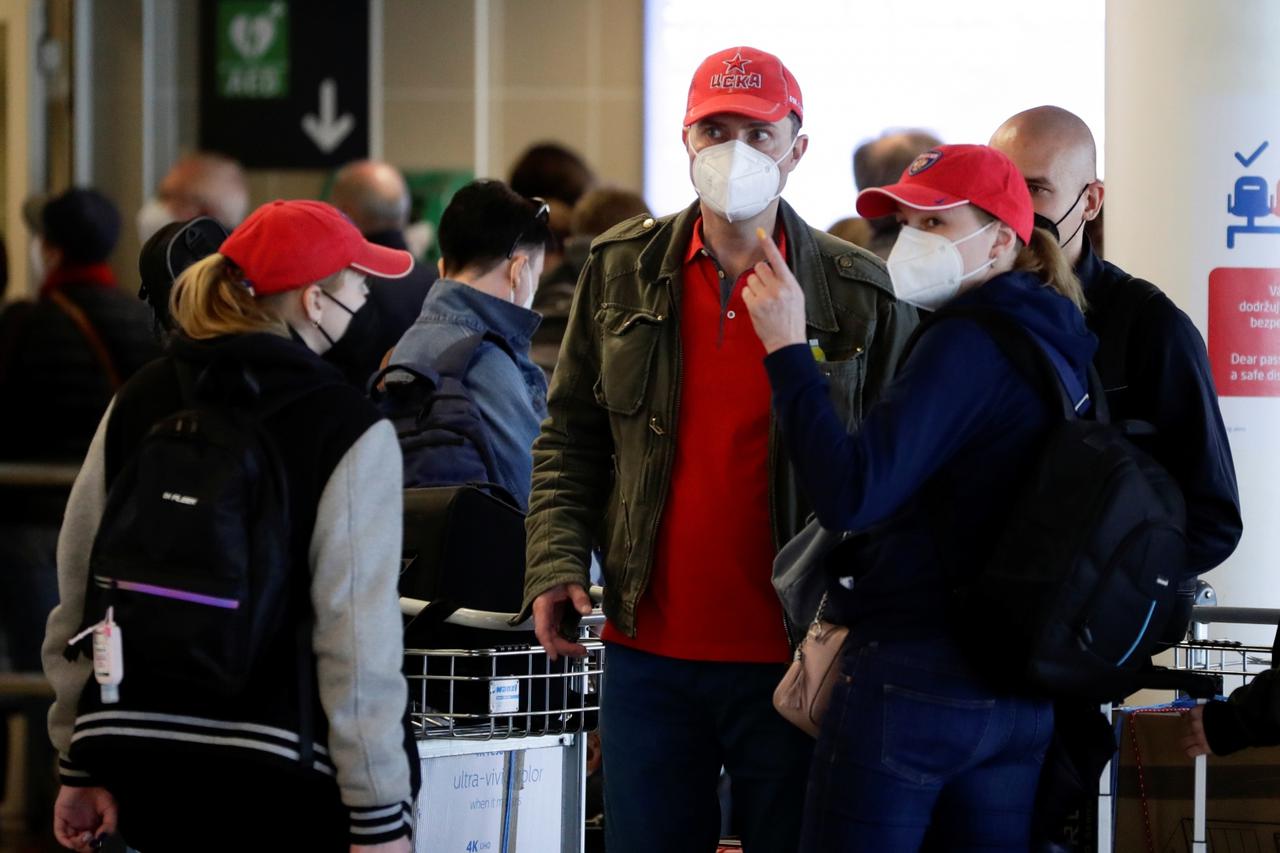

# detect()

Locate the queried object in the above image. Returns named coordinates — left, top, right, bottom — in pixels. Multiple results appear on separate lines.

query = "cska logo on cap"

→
left=710, top=49, right=764, bottom=91
left=908, top=149, right=943, bottom=176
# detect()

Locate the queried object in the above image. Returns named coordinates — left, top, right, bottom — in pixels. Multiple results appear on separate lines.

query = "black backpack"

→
left=369, top=332, right=516, bottom=491
left=372, top=333, right=531, bottom=642
left=76, top=362, right=314, bottom=697
left=909, top=306, right=1188, bottom=701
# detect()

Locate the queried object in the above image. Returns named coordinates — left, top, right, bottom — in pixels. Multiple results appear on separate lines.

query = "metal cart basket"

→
left=1096, top=595, right=1278, bottom=853
left=402, top=594, right=604, bottom=853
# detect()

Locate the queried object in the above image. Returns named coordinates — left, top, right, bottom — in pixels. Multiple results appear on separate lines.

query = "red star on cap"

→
left=722, top=50, right=752, bottom=76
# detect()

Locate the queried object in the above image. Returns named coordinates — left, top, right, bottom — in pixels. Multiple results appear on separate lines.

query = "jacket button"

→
left=642, top=218, right=655, bottom=229
left=838, top=257, right=852, bottom=269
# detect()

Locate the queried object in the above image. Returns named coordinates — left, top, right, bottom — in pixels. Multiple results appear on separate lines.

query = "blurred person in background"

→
left=0, top=188, right=158, bottom=680
left=532, top=186, right=652, bottom=374
left=136, top=151, right=249, bottom=244
left=830, top=129, right=942, bottom=260
left=509, top=141, right=598, bottom=270
left=327, top=159, right=438, bottom=386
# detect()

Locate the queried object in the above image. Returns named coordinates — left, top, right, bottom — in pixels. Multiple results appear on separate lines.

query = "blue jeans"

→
left=600, top=642, right=813, bottom=853
left=800, top=638, right=1053, bottom=852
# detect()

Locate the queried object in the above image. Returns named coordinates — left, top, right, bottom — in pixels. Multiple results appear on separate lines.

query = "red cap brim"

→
left=350, top=241, right=415, bottom=279
left=855, top=184, right=969, bottom=220
left=684, top=93, right=793, bottom=127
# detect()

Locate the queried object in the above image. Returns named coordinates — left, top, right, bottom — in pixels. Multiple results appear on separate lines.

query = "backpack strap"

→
left=371, top=331, right=519, bottom=491
left=366, top=332, right=518, bottom=399
left=903, top=305, right=1101, bottom=424
left=433, top=330, right=518, bottom=380
left=47, top=289, right=123, bottom=391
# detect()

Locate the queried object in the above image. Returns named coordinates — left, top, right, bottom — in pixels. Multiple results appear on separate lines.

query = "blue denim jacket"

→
left=390, top=279, right=548, bottom=508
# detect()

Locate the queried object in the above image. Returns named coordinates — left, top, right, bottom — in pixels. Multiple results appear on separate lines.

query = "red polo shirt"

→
left=602, top=220, right=791, bottom=663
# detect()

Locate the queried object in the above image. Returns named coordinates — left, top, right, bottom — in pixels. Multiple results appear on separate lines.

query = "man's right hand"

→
left=532, top=583, right=593, bottom=660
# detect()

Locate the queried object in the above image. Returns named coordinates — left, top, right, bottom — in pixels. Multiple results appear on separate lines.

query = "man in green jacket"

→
left=521, top=46, right=917, bottom=852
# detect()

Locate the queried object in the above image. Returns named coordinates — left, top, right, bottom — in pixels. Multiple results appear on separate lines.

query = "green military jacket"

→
left=520, top=199, right=918, bottom=636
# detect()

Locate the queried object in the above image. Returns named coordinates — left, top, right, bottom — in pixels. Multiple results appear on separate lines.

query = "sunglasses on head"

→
left=507, top=197, right=551, bottom=259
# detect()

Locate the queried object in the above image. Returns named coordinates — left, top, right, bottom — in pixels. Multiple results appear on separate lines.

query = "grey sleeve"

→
left=42, top=402, right=113, bottom=779
left=308, top=419, right=413, bottom=813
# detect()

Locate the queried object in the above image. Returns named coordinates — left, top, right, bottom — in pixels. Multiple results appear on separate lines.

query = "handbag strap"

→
left=48, top=288, right=122, bottom=391
left=812, top=591, right=830, bottom=626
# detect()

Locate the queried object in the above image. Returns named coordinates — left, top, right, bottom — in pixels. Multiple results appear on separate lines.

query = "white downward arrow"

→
left=301, top=78, right=355, bottom=154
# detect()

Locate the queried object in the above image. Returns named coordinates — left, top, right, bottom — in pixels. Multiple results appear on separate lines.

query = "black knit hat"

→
left=40, top=188, right=121, bottom=264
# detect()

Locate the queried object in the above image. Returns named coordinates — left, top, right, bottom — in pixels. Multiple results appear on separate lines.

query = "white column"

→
left=1107, top=0, right=1280, bottom=645
left=472, top=0, right=490, bottom=179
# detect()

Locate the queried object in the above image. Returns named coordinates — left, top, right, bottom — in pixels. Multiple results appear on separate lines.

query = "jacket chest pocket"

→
left=818, top=355, right=866, bottom=430
left=593, top=304, right=664, bottom=415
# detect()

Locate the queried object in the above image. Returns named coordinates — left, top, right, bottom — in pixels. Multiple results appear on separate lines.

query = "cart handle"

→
left=400, top=586, right=606, bottom=631
left=1190, top=605, right=1280, bottom=627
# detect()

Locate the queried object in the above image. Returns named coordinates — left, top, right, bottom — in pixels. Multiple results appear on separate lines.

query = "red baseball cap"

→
left=855, top=144, right=1034, bottom=244
left=684, top=46, right=803, bottom=127
left=220, top=200, right=414, bottom=295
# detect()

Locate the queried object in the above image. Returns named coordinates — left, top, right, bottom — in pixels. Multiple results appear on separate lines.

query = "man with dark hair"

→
left=508, top=142, right=597, bottom=268
left=325, top=159, right=437, bottom=386
left=388, top=180, right=551, bottom=507
left=843, top=129, right=943, bottom=259
left=508, top=142, right=596, bottom=208
left=519, top=46, right=917, bottom=852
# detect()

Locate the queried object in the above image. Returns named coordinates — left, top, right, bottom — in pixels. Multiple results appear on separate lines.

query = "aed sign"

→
left=199, top=0, right=370, bottom=168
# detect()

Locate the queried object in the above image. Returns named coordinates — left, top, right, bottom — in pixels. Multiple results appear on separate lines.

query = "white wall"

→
left=643, top=0, right=1105, bottom=227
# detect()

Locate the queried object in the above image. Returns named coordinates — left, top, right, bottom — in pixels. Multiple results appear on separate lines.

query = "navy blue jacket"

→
left=765, top=271, right=1097, bottom=639
left=1077, top=240, right=1241, bottom=576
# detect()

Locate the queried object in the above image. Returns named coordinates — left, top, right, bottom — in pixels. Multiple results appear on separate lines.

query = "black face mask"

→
left=319, top=290, right=385, bottom=385
left=1046, top=184, right=1091, bottom=248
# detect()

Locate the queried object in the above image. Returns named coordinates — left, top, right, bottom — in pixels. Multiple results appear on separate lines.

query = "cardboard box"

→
left=1114, top=708, right=1280, bottom=852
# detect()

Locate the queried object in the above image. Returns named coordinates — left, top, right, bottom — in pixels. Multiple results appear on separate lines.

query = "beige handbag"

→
left=772, top=593, right=849, bottom=737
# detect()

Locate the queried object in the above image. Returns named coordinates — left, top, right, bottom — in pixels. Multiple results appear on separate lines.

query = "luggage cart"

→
left=1095, top=592, right=1278, bottom=853
left=401, top=593, right=604, bottom=853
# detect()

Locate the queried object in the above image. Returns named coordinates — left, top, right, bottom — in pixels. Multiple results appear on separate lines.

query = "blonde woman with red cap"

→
left=742, top=145, right=1096, bottom=850
left=43, top=200, right=418, bottom=853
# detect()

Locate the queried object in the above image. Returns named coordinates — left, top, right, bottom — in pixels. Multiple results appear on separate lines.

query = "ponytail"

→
left=169, top=253, right=288, bottom=339
left=1014, top=227, right=1088, bottom=313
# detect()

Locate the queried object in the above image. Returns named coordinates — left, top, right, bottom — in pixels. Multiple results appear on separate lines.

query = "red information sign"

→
left=1208, top=267, right=1280, bottom=397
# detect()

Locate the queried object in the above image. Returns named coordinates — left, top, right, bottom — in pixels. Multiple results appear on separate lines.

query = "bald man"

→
left=323, top=159, right=437, bottom=386
left=992, top=105, right=1242, bottom=845
left=137, top=152, right=250, bottom=242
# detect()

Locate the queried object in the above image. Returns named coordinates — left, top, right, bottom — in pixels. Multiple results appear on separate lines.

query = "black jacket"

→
left=1204, top=641, right=1280, bottom=755
left=47, top=333, right=417, bottom=844
left=1077, top=239, right=1242, bottom=575
left=0, top=280, right=159, bottom=461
